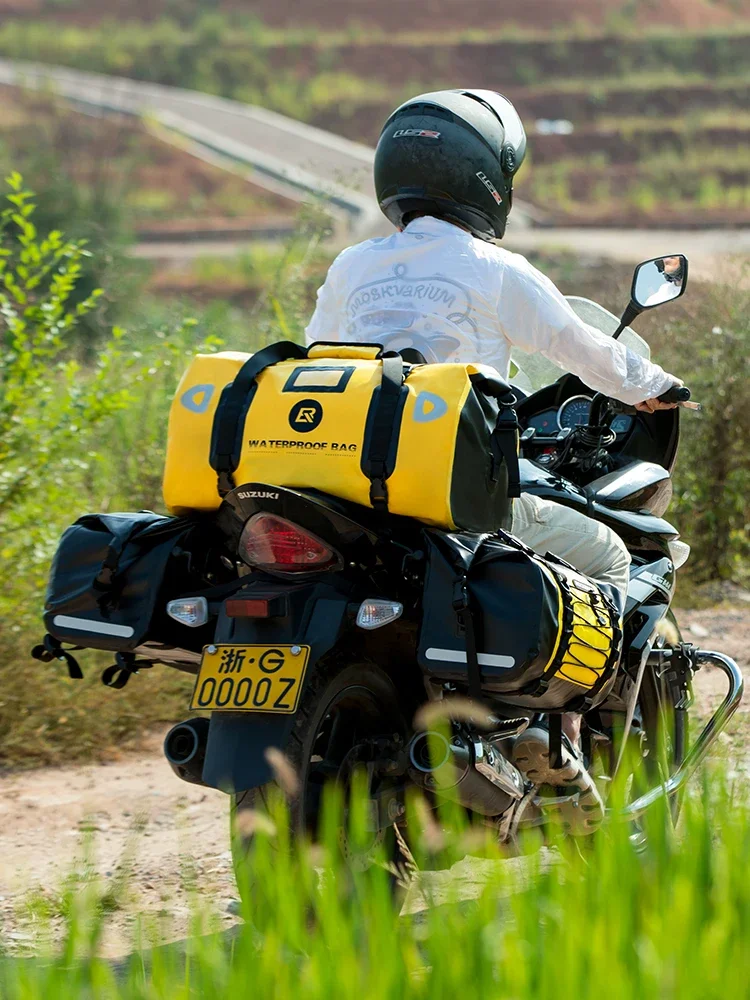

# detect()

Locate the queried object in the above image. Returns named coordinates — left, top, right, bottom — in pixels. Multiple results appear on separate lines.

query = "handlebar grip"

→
left=658, top=385, right=691, bottom=404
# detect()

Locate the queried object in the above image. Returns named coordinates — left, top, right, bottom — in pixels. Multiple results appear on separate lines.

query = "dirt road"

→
left=1, top=605, right=747, bottom=957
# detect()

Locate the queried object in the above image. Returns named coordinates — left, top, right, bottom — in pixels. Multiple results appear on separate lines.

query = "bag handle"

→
left=211, top=340, right=308, bottom=495
left=307, top=342, right=383, bottom=361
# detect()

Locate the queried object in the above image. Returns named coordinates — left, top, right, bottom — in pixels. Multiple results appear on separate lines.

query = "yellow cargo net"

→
left=555, top=584, right=617, bottom=690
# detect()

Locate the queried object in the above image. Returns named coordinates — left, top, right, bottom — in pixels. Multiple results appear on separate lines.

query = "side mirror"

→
left=631, top=255, right=688, bottom=310
left=612, top=254, right=689, bottom=339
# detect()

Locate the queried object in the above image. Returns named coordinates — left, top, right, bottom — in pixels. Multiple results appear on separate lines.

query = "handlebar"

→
left=658, top=385, right=691, bottom=404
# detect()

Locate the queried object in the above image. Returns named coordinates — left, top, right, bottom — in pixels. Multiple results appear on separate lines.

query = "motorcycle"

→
left=38, top=254, right=744, bottom=885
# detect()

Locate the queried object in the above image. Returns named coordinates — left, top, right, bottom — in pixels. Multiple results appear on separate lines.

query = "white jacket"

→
left=304, top=217, right=676, bottom=405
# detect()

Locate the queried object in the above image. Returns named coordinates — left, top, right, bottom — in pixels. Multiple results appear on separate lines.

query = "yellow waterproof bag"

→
left=163, top=340, right=520, bottom=530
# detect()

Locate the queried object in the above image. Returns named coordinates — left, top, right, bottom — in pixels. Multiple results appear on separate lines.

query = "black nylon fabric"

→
left=42, top=513, right=206, bottom=652
left=450, top=386, right=518, bottom=531
left=418, top=531, right=616, bottom=711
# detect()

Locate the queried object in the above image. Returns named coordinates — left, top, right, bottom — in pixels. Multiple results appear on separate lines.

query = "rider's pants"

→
left=512, top=493, right=630, bottom=616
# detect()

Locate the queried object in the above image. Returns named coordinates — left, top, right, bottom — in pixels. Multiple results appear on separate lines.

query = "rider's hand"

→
left=636, top=378, right=684, bottom=413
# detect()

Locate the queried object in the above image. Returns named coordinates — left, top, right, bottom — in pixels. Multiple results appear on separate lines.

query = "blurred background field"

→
left=2, top=0, right=750, bottom=225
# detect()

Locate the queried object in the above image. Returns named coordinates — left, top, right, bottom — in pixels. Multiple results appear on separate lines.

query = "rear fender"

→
left=201, top=577, right=353, bottom=793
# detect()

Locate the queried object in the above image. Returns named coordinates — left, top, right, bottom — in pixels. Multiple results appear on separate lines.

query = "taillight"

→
left=238, top=513, right=342, bottom=575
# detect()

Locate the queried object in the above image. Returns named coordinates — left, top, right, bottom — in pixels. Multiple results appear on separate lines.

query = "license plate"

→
left=190, top=644, right=310, bottom=714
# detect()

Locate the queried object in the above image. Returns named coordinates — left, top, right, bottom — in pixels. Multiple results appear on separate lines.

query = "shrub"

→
left=662, top=274, right=750, bottom=582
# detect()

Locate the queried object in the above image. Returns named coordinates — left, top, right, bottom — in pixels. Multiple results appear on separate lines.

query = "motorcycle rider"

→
left=304, top=89, right=683, bottom=794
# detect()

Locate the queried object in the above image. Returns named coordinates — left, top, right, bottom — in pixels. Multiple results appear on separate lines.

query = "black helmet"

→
left=374, top=89, right=527, bottom=241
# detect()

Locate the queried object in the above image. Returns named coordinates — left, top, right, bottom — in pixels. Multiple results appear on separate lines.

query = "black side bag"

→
left=418, top=531, right=622, bottom=712
left=42, top=512, right=198, bottom=652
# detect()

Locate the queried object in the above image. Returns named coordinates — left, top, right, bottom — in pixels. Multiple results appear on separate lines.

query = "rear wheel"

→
left=231, top=661, right=409, bottom=892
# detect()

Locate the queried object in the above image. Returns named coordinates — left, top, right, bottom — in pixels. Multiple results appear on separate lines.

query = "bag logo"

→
left=289, top=399, right=323, bottom=433
left=180, top=383, right=215, bottom=414
left=413, top=391, right=448, bottom=424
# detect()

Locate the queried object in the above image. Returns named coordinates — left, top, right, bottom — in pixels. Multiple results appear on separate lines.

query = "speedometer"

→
left=557, top=395, right=593, bottom=430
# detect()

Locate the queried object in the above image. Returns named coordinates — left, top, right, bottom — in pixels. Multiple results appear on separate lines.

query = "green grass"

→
left=2, top=774, right=750, bottom=998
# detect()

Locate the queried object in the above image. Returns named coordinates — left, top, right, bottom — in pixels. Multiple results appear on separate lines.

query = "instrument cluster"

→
left=524, top=396, right=634, bottom=437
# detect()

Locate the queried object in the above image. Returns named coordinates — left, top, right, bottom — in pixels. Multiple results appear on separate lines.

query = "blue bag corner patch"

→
left=181, top=384, right=215, bottom=414
left=413, top=391, right=448, bottom=424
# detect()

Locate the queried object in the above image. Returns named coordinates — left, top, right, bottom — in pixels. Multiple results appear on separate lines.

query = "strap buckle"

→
left=217, top=469, right=237, bottom=497
left=452, top=580, right=470, bottom=612
left=369, top=477, right=389, bottom=510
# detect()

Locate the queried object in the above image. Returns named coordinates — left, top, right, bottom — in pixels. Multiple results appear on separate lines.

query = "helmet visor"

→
left=462, top=89, right=527, bottom=166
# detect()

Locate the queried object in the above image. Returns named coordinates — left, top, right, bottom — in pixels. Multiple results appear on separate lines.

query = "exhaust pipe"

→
left=408, top=730, right=526, bottom=817
left=164, top=717, right=210, bottom=786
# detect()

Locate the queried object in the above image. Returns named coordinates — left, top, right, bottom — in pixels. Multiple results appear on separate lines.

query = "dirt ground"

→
left=0, top=604, right=747, bottom=958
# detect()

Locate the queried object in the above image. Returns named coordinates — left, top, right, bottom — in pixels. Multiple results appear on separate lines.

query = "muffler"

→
left=408, top=730, right=526, bottom=816
left=164, top=717, right=210, bottom=785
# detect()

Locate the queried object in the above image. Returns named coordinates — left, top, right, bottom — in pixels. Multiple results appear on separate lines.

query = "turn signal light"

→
left=668, top=540, right=691, bottom=570
left=356, top=599, right=403, bottom=631
left=166, top=596, right=209, bottom=628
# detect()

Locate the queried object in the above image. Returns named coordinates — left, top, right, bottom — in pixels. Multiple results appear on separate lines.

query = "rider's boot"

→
left=512, top=716, right=605, bottom=835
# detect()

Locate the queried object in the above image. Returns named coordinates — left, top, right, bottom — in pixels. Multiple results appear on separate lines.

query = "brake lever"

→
left=609, top=398, right=702, bottom=414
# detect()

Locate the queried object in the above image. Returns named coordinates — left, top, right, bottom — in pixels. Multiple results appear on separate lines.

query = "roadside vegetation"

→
left=2, top=775, right=750, bottom=997
left=0, top=175, right=328, bottom=768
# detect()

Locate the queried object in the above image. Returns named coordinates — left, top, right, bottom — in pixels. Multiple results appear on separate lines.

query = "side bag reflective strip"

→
left=425, top=647, right=515, bottom=669
left=52, top=615, right=135, bottom=638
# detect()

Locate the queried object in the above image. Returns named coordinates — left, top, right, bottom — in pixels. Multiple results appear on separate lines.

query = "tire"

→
left=633, top=610, right=689, bottom=823
left=231, top=659, right=409, bottom=891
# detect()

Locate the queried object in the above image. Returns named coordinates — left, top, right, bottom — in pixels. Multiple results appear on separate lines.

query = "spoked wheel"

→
left=231, top=661, right=409, bottom=892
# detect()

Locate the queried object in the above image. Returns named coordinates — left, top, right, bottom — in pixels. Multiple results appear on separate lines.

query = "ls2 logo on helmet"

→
left=289, top=399, right=323, bottom=433
left=476, top=171, right=503, bottom=205
left=393, top=129, right=441, bottom=140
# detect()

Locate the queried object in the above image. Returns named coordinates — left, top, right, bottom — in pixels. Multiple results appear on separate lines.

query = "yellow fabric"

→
left=535, top=564, right=617, bottom=693
left=163, top=351, right=485, bottom=527
left=555, top=579, right=616, bottom=690
left=163, top=352, right=248, bottom=514
left=307, top=344, right=382, bottom=360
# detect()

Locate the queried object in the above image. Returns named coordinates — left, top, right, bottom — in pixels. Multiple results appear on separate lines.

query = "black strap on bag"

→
left=364, top=353, right=407, bottom=514
left=210, top=340, right=308, bottom=497
left=491, top=407, right=521, bottom=498
left=91, top=516, right=153, bottom=592
left=455, top=586, right=483, bottom=704
left=102, top=652, right=152, bottom=690
left=447, top=535, right=491, bottom=704
left=31, top=634, right=84, bottom=680
left=471, top=375, right=521, bottom=498
left=91, top=513, right=193, bottom=613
